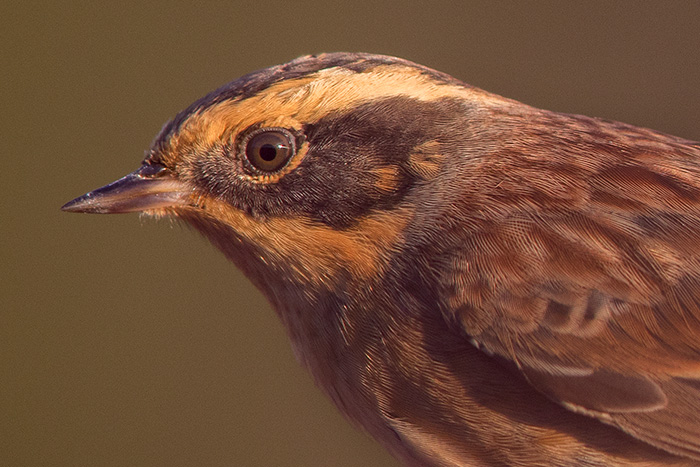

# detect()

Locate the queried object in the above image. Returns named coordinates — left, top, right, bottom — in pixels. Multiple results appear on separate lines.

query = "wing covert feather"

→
left=441, top=133, right=700, bottom=457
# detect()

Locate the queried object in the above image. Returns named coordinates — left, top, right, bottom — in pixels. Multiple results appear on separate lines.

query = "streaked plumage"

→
left=64, top=53, right=700, bottom=466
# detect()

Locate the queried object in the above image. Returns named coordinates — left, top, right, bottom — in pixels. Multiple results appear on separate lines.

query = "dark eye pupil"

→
left=244, top=128, right=296, bottom=172
left=259, top=144, right=277, bottom=161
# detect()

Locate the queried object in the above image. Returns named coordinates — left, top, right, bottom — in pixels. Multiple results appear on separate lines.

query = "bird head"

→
left=62, top=53, right=507, bottom=310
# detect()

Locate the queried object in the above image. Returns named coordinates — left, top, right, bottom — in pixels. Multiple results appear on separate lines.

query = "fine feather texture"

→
left=436, top=106, right=700, bottom=459
left=64, top=53, right=700, bottom=466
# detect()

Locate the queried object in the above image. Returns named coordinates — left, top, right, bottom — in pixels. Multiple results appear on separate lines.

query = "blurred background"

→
left=3, top=1, right=699, bottom=466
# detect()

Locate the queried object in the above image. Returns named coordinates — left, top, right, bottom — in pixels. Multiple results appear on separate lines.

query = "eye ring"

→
left=242, top=127, right=296, bottom=173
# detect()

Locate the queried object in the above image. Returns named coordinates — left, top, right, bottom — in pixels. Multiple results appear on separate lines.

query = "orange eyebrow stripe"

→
left=163, top=65, right=505, bottom=161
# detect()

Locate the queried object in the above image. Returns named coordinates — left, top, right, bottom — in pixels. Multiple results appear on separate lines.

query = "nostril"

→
left=138, top=163, right=168, bottom=178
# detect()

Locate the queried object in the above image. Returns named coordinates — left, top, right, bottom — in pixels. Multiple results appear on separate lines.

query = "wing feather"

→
left=442, top=132, right=700, bottom=457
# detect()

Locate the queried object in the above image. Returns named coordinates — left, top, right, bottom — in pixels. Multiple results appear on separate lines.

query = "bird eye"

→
left=244, top=128, right=296, bottom=172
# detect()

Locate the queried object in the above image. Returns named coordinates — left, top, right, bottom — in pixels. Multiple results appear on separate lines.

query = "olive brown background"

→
left=3, top=1, right=700, bottom=466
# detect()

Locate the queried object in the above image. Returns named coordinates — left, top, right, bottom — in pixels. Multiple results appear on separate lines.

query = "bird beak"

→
left=61, top=164, right=192, bottom=214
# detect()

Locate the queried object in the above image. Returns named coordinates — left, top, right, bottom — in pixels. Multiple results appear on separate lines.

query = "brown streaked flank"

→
left=64, top=53, right=700, bottom=466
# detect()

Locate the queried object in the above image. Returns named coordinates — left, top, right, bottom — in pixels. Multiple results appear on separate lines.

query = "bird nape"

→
left=63, top=53, right=700, bottom=466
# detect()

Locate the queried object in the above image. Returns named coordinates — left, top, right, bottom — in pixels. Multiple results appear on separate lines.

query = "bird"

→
left=62, top=52, right=700, bottom=466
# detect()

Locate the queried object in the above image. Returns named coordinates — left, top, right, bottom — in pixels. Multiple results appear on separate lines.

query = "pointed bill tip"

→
left=61, top=193, right=103, bottom=213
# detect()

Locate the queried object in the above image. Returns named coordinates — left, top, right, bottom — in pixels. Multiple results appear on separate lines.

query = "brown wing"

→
left=443, top=124, right=700, bottom=459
